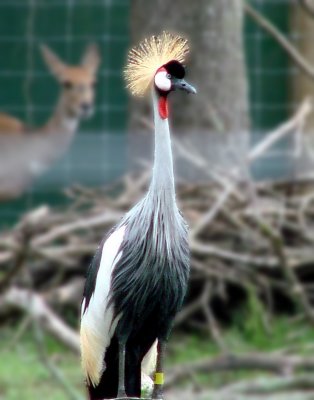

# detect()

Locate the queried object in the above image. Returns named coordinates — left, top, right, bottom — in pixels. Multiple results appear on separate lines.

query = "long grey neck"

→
left=148, top=89, right=175, bottom=202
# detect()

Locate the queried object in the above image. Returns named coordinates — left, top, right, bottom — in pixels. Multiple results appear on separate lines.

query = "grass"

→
left=0, top=325, right=84, bottom=400
left=1, top=306, right=314, bottom=399
left=168, top=298, right=314, bottom=389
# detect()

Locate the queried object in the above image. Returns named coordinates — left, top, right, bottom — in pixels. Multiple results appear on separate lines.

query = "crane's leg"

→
left=117, top=339, right=127, bottom=398
left=152, top=340, right=166, bottom=400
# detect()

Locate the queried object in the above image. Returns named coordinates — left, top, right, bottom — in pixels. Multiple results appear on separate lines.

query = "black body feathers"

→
left=86, top=194, right=190, bottom=399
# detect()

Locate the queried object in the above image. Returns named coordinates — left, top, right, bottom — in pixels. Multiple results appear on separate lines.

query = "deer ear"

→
left=81, top=44, right=100, bottom=75
left=40, top=44, right=67, bottom=79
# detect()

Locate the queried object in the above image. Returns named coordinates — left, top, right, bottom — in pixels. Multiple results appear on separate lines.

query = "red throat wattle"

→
left=158, top=96, right=169, bottom=119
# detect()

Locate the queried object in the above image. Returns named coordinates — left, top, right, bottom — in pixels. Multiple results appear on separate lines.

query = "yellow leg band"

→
left=154, top=372, right=164, bottom=385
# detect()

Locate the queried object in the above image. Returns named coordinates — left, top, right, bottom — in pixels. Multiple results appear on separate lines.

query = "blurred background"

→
left=2, top=0, right=314, bottom=399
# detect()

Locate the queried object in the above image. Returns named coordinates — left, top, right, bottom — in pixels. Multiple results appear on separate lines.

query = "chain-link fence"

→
left=0, top=0, right=311, bottom=224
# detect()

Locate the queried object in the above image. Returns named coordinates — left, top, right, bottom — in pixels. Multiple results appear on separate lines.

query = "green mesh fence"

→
left=0, top=0, right=129, bottom=225
left=0, top=0, right=298, bottom=224
left=0, top=0, right=129, bottom=132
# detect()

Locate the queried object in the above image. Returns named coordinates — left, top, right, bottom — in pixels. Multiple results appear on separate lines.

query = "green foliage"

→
left=0, top=327, right=83, bottom=400
left=233, top=287, right=269, bottom=348
left=228, top=293, right=314, bottom=353
left=168, top=333, right=220, bottom=365
left=2, top=314, right=314, bottom=399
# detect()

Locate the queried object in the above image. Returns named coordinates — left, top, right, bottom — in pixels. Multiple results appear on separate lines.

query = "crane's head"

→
left=40, top=44, right=100, bottom=119
left=124, top=31, right=196, bottom=100
left=154, top=59, right=196, bottom=95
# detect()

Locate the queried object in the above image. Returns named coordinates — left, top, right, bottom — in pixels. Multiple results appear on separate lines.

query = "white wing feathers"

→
left=80, top=224, right=158, bottom=389
left=142, top=340, right=158, bottom=376
left=80, top=225, right=126, bottom=386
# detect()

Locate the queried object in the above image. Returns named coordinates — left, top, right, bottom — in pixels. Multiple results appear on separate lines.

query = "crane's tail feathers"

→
left=80, top=324, right=105, bottom=387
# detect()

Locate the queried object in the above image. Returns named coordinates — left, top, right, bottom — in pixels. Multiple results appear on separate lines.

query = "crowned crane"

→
left=80, top=32, right=196, bottom=400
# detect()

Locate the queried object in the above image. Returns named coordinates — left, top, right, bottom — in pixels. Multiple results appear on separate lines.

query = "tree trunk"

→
left=291, top=4, right=314, bottom=134
left=129, top=0, right=250, bottom=175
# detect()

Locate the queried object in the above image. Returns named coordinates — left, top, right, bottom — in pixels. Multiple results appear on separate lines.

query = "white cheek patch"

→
left=154, top=71, right=171, bottom=91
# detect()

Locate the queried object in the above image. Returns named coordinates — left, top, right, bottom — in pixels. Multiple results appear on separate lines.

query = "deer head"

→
left=40, top=44, right=101, bottom=119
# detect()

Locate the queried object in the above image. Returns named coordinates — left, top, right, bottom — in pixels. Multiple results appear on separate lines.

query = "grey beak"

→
left=172, top=78, right=197, bottom=94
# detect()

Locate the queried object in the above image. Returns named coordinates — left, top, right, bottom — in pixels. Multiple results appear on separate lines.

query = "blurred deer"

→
left=0, top=44, right=100, bottom=200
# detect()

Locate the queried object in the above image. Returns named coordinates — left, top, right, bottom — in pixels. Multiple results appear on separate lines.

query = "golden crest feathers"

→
left=124, top=31, right=189, bottom=97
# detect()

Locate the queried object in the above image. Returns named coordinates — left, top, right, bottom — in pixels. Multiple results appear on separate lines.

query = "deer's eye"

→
left=63, top=81, right=73, bottom=89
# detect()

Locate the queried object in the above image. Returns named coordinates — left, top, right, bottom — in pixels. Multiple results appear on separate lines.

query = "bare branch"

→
left=255, top=219, right=314, bottom=324
left=166, top=353, right=314, bottom=388
left=0, top=227, right=30, bottom=292
left=191, top=99, right=313, bottom=237
left=0, top=287, right=80, bottom=353
left=299, top=0, right=314, bottom=19
left=245, top=2, right=314, bottom=81
left=32, top=316, right=83, bottom=400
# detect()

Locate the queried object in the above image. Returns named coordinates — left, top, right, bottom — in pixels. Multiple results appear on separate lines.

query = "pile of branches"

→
left=1, top=100, right=314, bottom=399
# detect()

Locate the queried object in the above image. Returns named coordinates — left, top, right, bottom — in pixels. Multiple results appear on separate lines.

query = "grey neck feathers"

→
left=123, top=89, right=186, bottom=258
left=148, top=89, right=175, bottom=203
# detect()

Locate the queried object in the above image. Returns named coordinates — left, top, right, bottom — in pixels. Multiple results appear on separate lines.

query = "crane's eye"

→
left=166, top=73, right=171, bottom=79
left=154, top=70, right=171, bottom=92
left=63, top=81, right=73, bottom=89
